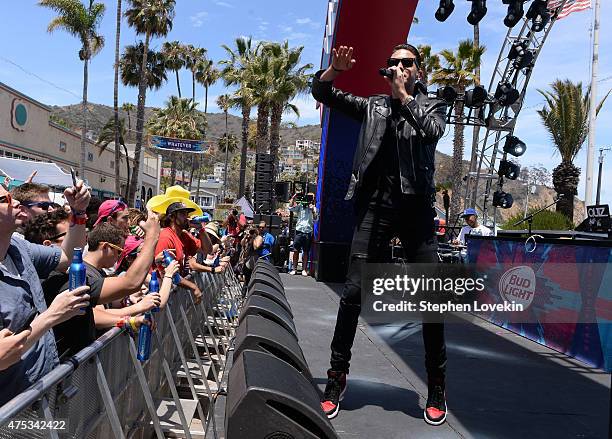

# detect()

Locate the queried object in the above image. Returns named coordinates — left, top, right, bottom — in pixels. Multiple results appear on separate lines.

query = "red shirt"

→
left=155, top=227, right=202, bottom=271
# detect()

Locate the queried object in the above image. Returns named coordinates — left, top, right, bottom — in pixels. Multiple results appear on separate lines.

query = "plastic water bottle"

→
left=137, top=313, right=152, bottom=361
left=149, top=271, right=160, bottom=313
left=69, top=248, right=86, bottom=310
left=162, top=250, right=182, bottom=285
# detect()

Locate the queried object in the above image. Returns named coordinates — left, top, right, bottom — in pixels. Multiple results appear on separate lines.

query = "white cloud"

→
left=279, top=25, right=293, bottom=33
left=215, top=1, right=234, bottom=8
left=286, top=32, right=310, bottom=41
left=190, top=11, right=208, bottom=28
left=296, top=18, right=312, bottom=25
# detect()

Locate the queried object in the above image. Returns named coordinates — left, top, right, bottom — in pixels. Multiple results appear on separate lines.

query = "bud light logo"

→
left=499, top=266, right=536, bottom=309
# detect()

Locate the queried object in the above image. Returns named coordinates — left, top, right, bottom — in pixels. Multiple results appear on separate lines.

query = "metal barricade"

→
left=0, top=270, right=241, bottom=439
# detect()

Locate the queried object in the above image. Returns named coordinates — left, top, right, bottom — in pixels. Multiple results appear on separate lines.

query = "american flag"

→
left=548, top=0, right=592, bottom=20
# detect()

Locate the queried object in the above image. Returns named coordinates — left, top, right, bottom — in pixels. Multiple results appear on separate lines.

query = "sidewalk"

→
left=282, top=273, right=610, bottom=439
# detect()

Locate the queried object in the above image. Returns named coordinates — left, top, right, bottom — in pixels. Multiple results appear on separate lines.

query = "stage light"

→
left=494, top=82, right=520, bottom=106
left=435, top=0, right=455, bottom=22
left=498, top=160, right=521, bottom=180
left=464, top=85, right=488, bottom=109
left=493, top=190, right=514, bottom=208
left=467, top=0, right=487, bottom=25
left=526, top=0, right=551, bottom=32
left=436, top=86, right=458, bottom=103
left=508, top=41, right=527, bottom=60
left=502, top=0, right=526, bottom=28
left=503, top=135, right=526, bottom=157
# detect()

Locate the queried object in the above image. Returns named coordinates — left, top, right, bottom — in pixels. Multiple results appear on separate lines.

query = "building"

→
left=191, top=179, right=223, bottom=211
left=213, top=162, right=225, bottom=181
left=0, top=81, right=160, bottom=202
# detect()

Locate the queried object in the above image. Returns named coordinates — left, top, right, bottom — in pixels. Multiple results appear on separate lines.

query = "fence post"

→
left=95, top=355, right=126, bottom=439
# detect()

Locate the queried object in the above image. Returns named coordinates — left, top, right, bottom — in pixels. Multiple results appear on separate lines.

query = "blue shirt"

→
left=288, top=204, right=317, bottom=234
left=259, top=232, right=275, bottom=260
left=0, top=236, right=61, bottom=405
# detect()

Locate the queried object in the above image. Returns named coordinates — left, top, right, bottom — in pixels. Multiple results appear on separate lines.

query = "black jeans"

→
left=329, top=179, right=447, bottom=385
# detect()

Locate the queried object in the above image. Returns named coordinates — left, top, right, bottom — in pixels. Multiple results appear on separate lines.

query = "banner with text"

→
left=150, top=135, right=209, bottom=154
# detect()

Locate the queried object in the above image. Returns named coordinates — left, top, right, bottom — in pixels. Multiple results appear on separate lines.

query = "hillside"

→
left=53, top=102, right=584, bottom=224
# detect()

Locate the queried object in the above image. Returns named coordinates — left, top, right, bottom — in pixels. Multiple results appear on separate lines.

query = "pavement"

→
left=282, top=273, right=611, bottom=439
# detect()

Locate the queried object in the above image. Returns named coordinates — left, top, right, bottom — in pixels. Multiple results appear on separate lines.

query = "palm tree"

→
left=430, top=39, right=485, bottom=221
left=119, top=43, right=167, bottom=93
left=195, top=60, right=220, bottom=113
left=263, top=41, right=313, bottom=172
left=217, top=94, right=232, bottom=198
left=96, top=117, right=131, bottom=195
left=220, top=36, right=257, bottom=197
left=39, top=0, right=106, bottom=180
left=124, top=0, right=175, bottom=206
left=147, top=96, right=207, bottom=186
left=162, top=40, right=185, bottom=98
left=248, top=46, right=274, bottom=153
left=537, top=80, right=609, bottom=221
left=121, top=102, right=136, bottom=132
left=417, top=44, right=440, bottom=84
left=183, top=45, right=207, bottom=101
left=113, top=0, right=122, bottom=197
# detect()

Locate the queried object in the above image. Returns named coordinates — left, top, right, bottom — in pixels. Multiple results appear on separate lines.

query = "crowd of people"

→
left=0, top=179, right=279, bottom=406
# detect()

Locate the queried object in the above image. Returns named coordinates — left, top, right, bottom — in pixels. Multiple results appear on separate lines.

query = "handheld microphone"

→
left=379, top=68, right=393, bottom=79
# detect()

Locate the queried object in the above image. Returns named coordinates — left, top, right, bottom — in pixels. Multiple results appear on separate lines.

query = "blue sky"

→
left=1, top=1, right=611, bottom=204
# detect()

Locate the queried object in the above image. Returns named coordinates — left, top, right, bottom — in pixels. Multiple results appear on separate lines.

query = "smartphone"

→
left=70, top=167, right=77, bottom=187
left=16, top=309, right=38, bottom=333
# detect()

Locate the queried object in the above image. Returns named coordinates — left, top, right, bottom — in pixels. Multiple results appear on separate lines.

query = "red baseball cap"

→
left=115, top=235, right=143, bottom=269
left=94, top=199, right=127, bottom=227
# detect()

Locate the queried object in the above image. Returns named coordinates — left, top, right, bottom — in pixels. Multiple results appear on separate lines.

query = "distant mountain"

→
left=52, top=102, right=583, bottom=224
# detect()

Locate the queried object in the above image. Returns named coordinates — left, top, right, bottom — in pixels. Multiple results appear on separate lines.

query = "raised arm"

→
left=311, top=46, right=368, bottom=121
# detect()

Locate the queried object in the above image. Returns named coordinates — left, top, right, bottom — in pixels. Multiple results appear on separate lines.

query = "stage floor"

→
left=283, top=273, right=610, bottom=439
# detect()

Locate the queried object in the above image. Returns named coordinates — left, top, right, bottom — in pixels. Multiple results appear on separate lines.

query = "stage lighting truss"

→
left=462, top=0, right=567, bottom=226
left=435, top=0, right=455, bottom=22
left=503, top=135, right=526, bottom=157
left=502, top=0, right=527, bottom=28
left=498, top=159, right=521, bottom=180
left=492, top=190, right=514, bottom=209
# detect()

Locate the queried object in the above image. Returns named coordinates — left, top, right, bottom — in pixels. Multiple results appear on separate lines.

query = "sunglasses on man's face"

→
left=387, top=57, right=418, bottom=69
left=21, top=201, right=54, bottom=211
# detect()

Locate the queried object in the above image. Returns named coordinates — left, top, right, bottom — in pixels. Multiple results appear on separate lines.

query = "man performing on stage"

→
left=312, top=44, right=449, bottom=425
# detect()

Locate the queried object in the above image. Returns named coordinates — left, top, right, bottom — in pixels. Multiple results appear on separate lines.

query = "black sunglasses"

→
left=22, top=201, right=54, bottom=211
left=48, top=231, right=67, bottom=242
left=387, top=57, right=418, bottom=69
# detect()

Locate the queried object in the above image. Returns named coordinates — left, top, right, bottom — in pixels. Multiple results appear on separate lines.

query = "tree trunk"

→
left=269, top=102, right=283, bottom=175
left=553, top=161, right=579, bottom=222
left=128, top=32, right=150, bottom=206
left=239, top=105, right=251, bottom=197
left=113, top=0, right=122, bottom=197
left=467, top=24, right=481, bottom=208
left=122, top=143, right=131, bottom=197
left=170, top=151, right=177, bottom=186
left=175, top=69, right=181, bottom=98
left=80, top=58, right=89, bottom=180
left=192, top=72, right=196, bottom=101
left=188, top=155, right=196, bottom=191
left=223, top=110, right=229, bottom=200
left=450, top=99, right=465, bottom=223
left=126, top=109, right=131, bottom=131
left=204, top=84, right=209, bottom=114
left=255, top=102, right=269, bottom=154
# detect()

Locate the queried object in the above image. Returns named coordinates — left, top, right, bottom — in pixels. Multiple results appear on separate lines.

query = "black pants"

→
left=329, top=181, right=447, bottom=384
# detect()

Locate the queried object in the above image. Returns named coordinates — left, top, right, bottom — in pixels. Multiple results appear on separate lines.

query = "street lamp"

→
left=596, top=147, right=611, bottom=205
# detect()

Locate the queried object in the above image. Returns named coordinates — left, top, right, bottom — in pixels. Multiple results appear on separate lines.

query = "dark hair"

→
left=10, top=182, right=50, bottom=203
left=127, top=208, right=146, bottom=226
left=87, top=223, right=124, bottom=251
left=391, top=43, right=421, bottom=68
left=23, top=209, right=69, bottom=244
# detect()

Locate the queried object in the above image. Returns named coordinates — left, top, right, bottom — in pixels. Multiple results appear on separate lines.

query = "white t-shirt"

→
left=458, top=224, right=492, bottom=245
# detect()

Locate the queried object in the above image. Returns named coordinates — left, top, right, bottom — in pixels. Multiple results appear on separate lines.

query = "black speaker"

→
left=255, top=172, right=273, bottom=183
left=254, top=191, right=272, bottom=202
left=255, top=181, right=273, bottom=192
left=248, top=270, right=284, bottom=292
left=314, top=241, right=350, bottom=283
left=240, top=295, right=297, bottom=339
left=226, top=350, right=338, bottom=439
left=253, top=260, right=282, bottom=281
left=256, top=153, right=273, bottom=164
left=275, top=181, right=291, bottom=202
left=256, top=162, right=274, bottom=173
left=233, top=316, right=310, bottom=379
left=253, top=201, right=271, bottom=212
left=248, top=283, right=292, bottom=316
left=253, top=214, right=282, bottom=227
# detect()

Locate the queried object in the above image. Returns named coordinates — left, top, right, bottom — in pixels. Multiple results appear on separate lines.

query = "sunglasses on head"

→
left=103, top=241, right=124, bottom=253
left=48, top=231, right=67, bottom=242
left=387, top=57, right=418, bottom=69
left=21, top=201, right=54, bottom=211
left=0, top=193, right=13, bottom=205
left=109, top=199, right=128, bottom=216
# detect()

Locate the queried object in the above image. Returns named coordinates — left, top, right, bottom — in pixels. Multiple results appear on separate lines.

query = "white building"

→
left=191, top=179, right=224, bottom=211
left=213, top=162, right=225, bottom=181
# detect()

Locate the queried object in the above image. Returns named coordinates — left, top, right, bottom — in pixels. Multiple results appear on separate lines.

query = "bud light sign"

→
left=499, top=266, right=536, bottom=309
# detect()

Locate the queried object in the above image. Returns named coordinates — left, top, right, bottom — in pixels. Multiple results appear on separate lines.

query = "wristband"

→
left=70, top=213, right=88, bottom=226
left=332, top=66, right=343, bottom=72
left=128, top=317, right=139, bottom=333
left=115, top=317, right=126, bottom=329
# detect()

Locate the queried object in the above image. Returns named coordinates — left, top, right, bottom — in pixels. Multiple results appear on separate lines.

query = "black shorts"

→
left=293, top=231, right=312, bottom=253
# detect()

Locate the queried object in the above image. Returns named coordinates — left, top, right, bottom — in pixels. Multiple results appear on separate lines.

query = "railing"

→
left=0, top=269, right=244, bottom=439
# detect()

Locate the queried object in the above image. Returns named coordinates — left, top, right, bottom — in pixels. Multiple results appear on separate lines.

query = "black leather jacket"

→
left=311, top=70, right=447, bottom=200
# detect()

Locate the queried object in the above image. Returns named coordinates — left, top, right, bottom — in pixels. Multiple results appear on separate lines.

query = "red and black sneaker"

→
left=424, top=384, right=447, bottom=426
left=320, top=370, right=347, bottom=419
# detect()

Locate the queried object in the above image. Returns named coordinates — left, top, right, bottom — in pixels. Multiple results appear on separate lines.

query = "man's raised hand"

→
left=332, top=46, right=356, bottom=72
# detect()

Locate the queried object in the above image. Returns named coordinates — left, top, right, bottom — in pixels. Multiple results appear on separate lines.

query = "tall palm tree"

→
left=430, top=39, right=485, bottom=221
left=96, top=117, right=131, bottom=195
left=121, top=102, right=136, bottom=132
left=537, top=80, right=609, bottom=221
left=183, top=45, right=207, bottom=101
left=220, top=36, right=257, bottom=197
left=147, top=96, right=207, bottom=186
left=248, top=46, right=274, bottom=154
left=217, top=94, right=232, bottom=198
left=119, top=43, right=167, bottom=93
left=417, top=44, right=440, bottom=84
left=113, top=0, right=122, bottom=197
left=195, top=59, right=220, bottom=113
left=162, top=40, right=186, bottom=98
left=263, top=41, right=313, bottom=172
left=39, top=0, right=106, bottom=180
left=124, top=0, right=175, bottom=206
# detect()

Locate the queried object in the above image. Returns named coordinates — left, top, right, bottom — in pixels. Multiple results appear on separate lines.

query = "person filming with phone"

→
left=288, top=191, right=317, bottom=276
left=312, top=43, right=449, bottom=425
